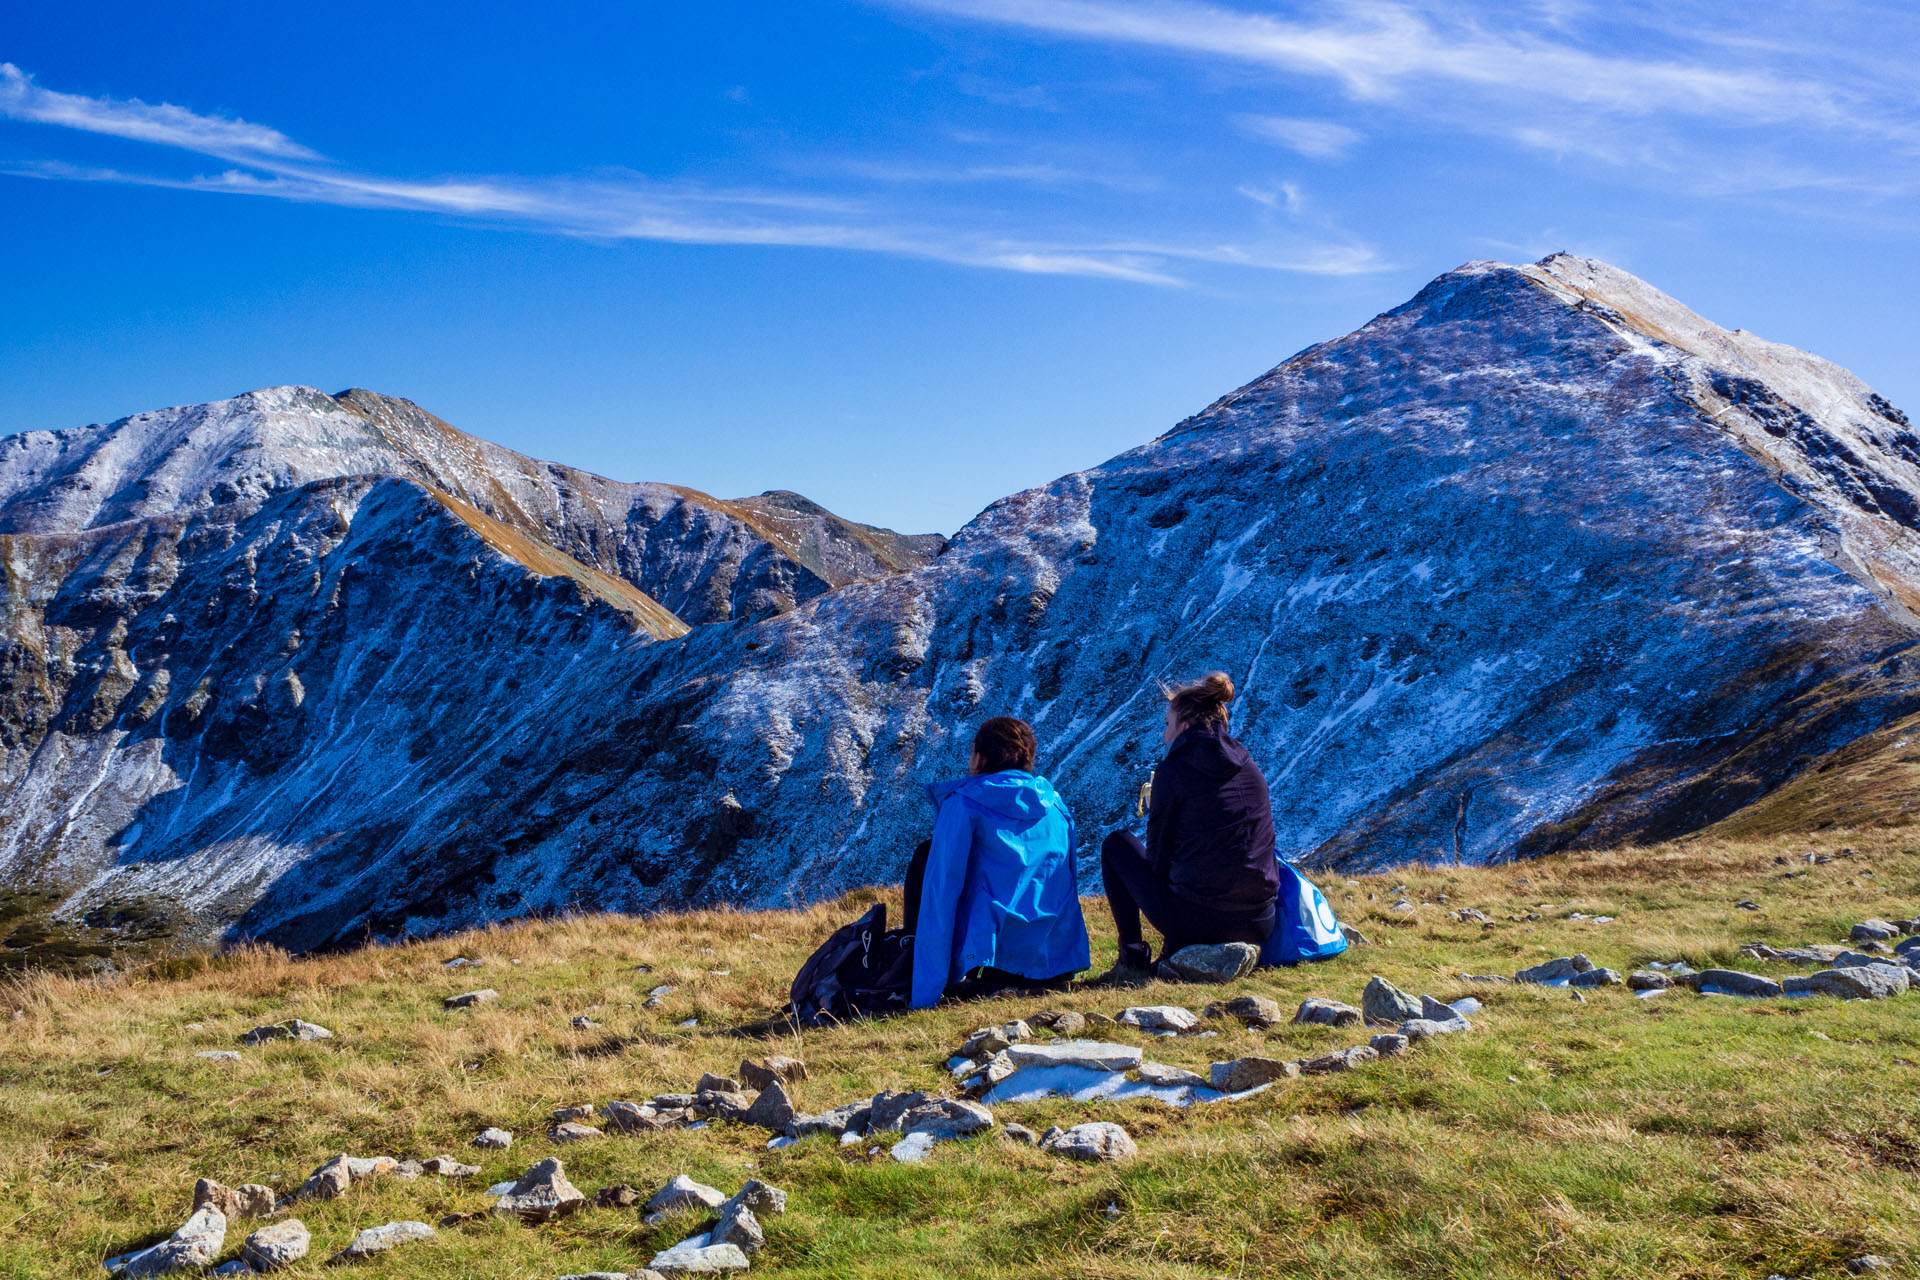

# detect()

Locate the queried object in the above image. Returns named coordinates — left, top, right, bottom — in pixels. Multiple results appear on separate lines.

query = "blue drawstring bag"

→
left=1261, top=849, right=1349, bottom=966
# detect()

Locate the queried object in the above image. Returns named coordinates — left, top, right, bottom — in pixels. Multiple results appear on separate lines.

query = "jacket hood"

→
left=926, top=770, right=1061, bottom=824
left=1166, top=724, right=1251, bottom=781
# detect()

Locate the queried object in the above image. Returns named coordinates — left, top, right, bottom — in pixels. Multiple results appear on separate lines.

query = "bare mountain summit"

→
left=2, top=254, right=1917, bottom=949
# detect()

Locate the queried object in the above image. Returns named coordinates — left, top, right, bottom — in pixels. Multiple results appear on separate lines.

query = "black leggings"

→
left=1100, top=830, right=1273, bottom=962
left=902, top=839, right=1072, bottom=999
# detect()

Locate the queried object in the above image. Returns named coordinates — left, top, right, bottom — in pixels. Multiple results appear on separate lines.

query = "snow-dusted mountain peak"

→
left=3, top=255, right=1916, bottom=949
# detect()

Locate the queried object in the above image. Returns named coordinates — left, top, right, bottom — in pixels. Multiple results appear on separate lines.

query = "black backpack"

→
left=788, top=904, right=914, bottom=1027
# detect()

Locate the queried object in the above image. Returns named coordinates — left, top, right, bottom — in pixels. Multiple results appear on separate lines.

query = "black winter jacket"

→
left=1146, top=724, right=1281, bottom=917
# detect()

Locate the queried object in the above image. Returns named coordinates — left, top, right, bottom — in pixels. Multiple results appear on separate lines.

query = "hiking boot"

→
left=1090, top=944, right=1154, bottom=988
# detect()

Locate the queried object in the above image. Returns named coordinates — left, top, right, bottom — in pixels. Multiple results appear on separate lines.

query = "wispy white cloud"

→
left=1237, top=115, right=1363, bottom=160
left=882, top=0, right=1873, bottom=127
left=0, top=62, right=1386, bottom=287
left=0, top=62, right=319, bottom=161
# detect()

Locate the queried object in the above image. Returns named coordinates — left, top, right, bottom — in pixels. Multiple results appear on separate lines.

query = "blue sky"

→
left=3, top=2, right=1915, bottom=534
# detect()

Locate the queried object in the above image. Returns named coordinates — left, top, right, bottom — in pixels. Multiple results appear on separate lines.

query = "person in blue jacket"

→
left=903, top=716, right=1091, bottom=1009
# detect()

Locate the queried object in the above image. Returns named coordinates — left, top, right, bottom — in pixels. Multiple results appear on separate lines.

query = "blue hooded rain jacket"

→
left=909, top=770, right=1092, bottom=1009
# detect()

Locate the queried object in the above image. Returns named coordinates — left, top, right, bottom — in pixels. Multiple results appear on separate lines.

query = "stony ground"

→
left=6, top=827, right=1920, bottom=1279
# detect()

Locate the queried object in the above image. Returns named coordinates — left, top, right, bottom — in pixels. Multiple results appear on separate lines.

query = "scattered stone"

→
left=604, top=1100, right=669, bottom=1133
left=1299, top=1044, right=1380, bottom=1073
left=1399, top=1017, right=1471, bottom=1041
left=1734, top=899, right=1760, bottom=910
left=330, top=1220, right=433, bottom=1262
left=1209, top=1057, right=1299, bottom=1092
left=393, top=1159, right=424, bottom=1179
left=1627, top=970, right=1672, bottom=990
left=195, top=1050, right=241, bottom=1063
left=959, top=1022, right=1032, bottom=1060
left=1514, top=956, right=1595, bottom=985
left=422, top=1155, right=480, bottom=1177
left=710, top=1201, right=764, bottom=1254
left=1159, top=941, right=1261, bottom=982
left=296, top=1155, right=352, bottom=1201
left=1683, top=969, right=1784, bottom=998
left=1047, top=1011, right=1088, bottom=1034
left=1785, top=966, right=1910, bottom=999
left=240, top=1219, right=309, bottom=1272
left=1341, top=925, right=1370, bottom=946
left=790, top=1101, right=871, bottom=1138
left=552, top=1103, right=597, bottom=1123
left=193, top=1179, right=275, bottom=1221
left=341, top=1157, right=396, bottom=1180
left=958, top=1051, right=1018, bottom=1096
left=238, top=1019, right=334, bottom=1046
left=1136, top=1061, right=1210, bottom=1087
left=493, top=1158, right=587, bottom=1222
left=1847, top=1257, right=1894, bottom=1274
left=693, top=1089, right=754, bottom=1122
left=696, top=1073, right=741, bottom=1094
left=1569, top=968, right=1624, bottom=988
left=114, top=1206, right=227, bottom=1277
left=1204, top=995, right=1284, bottom=1027
left=645, top=1174, right=728, bottom=1218
left=720, top=1179, right=787, bottom=1218
left=744, top=1080, right=798, bottom=1131
left=593, top=1183, right=642, bottom=1209
left=648, top=1238, right=750, bottom=1274
left=1292, top=997, right=1363, bottom=1028
left=472, top=1127, right=512, bottom=1149
left=1361, top=976, right=1424, bottom=1024
left=1370, top=1033, right=1409, bottom=1057
left=1039, top=1121, right=1138, bottom=1162
left=1851, top=920, right=1900, bottom=943
left=444, top=989, right=497, bottom=1009
left=550, top=1121, right=604, bottom=1143
left=1002, top=1122, right=1040, bottom=1145
left=898, top=1097, right=994, bottom=1140
left=1004, top=1041, right=1142, bottom=1073
left=1116, top=1005, right=1199, bottom=1033
left=570, top=1016, right=601, bottom=1029
left=738, top=1056, right=808, bottom=1091
left=1449, top=907, right=1494, bottom=924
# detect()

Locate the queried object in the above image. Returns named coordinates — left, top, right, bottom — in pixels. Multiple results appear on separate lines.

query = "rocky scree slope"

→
left=4, top=254, right=1919, bottom=949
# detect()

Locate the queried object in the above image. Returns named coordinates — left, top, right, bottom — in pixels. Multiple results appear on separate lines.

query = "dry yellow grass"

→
left=5, top=829, right=1920, bottom=1277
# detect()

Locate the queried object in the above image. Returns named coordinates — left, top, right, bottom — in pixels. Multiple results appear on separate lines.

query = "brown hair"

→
left=972, top=716, right=1037, bottom=774
left=1167, top=671, right=1234, bottom=731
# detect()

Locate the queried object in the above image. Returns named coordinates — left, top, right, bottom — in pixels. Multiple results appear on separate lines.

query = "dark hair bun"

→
left=1167, top=671, right=1235, bottom=728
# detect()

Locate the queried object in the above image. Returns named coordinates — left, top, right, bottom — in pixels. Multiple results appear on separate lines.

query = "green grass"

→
left=4, top=830, right=1920, bottom=1277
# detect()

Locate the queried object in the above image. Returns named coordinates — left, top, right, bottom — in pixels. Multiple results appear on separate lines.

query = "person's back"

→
left=907, top=718, right=1090, bottom=1008
left=1150, top=721, right=1281, bottom=915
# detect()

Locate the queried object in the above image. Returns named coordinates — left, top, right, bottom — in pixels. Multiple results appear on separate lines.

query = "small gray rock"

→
left=1398, top=1016, right=1471, bottom=1041
left=1569, top=968, right=1624, bottom=988
left=1002, top=1122, right=1041, bottom=1145
left=1293, top=997, right=1363, bottom=1028
left=1209, top=1057, right=1299, bottom=1092
left=240, top=1219, right=309, bottom=1272
left=422, top=1155, right=480, bottom=1177
left=493, top=1157, right=586, bottom=1222
left=330, top=1221, right=433, bottom=1262
left=1847, top=1257, right=1894, bottom=1273
left=1203, top=995, right=1283, bottom=1027
left=648, top=1238, right=750, bottom=1274
left=743, top=1079, right=797, bottom=1130
left=738, top=1056, right=808, bottom=1091
left=1003, top=1041, right=1142, bottom=1072
left=696, top=1073, right=741, bottom=1094
left=899, top=1097, right=995, bottom=1140
left=1851, top=920, right=1900, bottom=943
left=1626, top=970, right=1671, bottom=991
left=1116, top=1005, right=1198, bottom=1033
left=444, top=989, right=497, bottom=1009
left=710, top=1201, right=763, bottom=1254
left=472, top=1127, right=512, bottom=1149
left=194, top=1050, right=242, bottom=1063
left=1513, top=955, right=1595, bottom=984
left=550, top=1121, right=604, bottom=1143
left=117, top=1206, right=227, bottom=1277
left=719, top=1178, right=787, bottom=1218
left=1362, top=976, right=1423, bottom=1024
left=1048, top=1010, right=1089, bottom=1034
left=1370, top=1033, right=1409, bottom=1056
left=1785, top=965, right=1909, bottom=999
left=1040, top=1121, right=1138, bottom=1162
left=1159, top=941, right=1260, bottom=982
left=1298, top=1044, right=1379, bottom=1073
left=1685, top=969, right=1783, bottom=997
left=645, top=1173, right=728, bottom=1217
left=1135, top=1061, right=1209, bottom=1087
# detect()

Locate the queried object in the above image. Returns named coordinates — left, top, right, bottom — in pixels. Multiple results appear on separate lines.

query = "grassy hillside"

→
left=5, top=829, right=1920, bottom=1278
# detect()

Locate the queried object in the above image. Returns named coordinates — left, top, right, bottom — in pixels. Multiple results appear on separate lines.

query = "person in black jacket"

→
left=1099, top=671, right=1281, bottom=977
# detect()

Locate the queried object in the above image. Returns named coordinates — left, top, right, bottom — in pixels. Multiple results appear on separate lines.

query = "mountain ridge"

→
left=3, top=253, right=1918, bottom=950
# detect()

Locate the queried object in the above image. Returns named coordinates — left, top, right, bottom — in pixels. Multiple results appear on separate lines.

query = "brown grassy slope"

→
left=4, top=829, right=1920, bottom=1278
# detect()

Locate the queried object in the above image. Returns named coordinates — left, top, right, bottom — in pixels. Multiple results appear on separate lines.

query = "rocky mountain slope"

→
left=3, top=254, right=1918, bottom=949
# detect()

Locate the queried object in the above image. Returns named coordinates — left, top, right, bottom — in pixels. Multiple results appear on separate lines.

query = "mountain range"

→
left=3, top=253, right=1917, bottom=950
